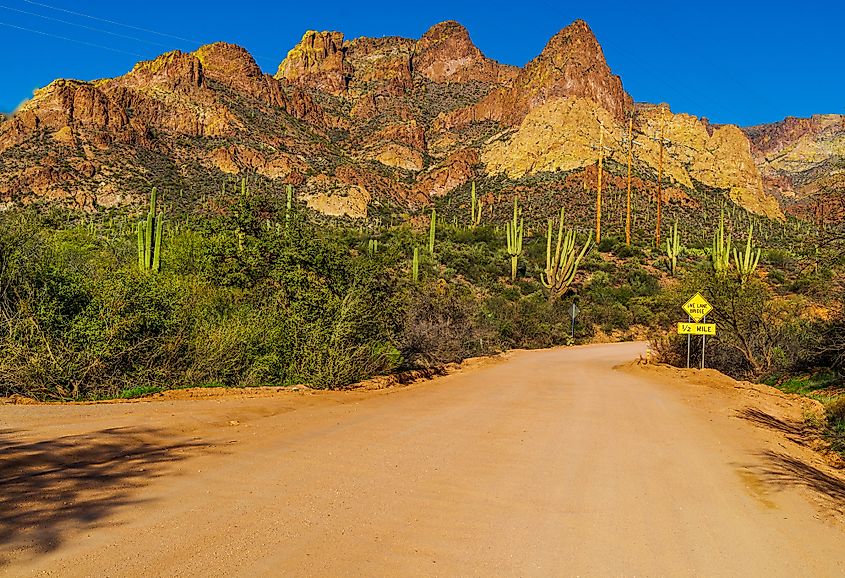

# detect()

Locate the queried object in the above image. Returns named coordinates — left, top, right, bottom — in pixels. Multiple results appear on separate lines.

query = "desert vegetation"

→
left=0, top=180, right=600, bottom=400
left=1, top=176, right=843, bottom=455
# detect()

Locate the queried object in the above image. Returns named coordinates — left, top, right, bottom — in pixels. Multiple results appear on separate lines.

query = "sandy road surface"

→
left=2, top=342, right=844, bottom=577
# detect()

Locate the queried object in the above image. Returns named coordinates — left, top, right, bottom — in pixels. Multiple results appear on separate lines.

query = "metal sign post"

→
left=678, top=293, right=715, bottom=370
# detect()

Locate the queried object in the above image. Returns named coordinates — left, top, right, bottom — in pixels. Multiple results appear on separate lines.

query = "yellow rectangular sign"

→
left=677, top=323, right=716, bottom=335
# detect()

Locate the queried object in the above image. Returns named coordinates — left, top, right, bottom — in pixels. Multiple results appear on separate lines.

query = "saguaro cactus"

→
left=541, top=208, right=593, bottom=301
left=711, top=210, right=731, bottom=279
left=733, top=224, right=761, bottom=285
left=368, top=239, right=379, bottom=256
left=137, top=187, right=164, bottom=273
left=411, top=247, right=420, bottom=283
left=470, top=181, right=483, bottom=228
left=429, top=209, right=437, bottom=254
left=665, top=221, right=683, bottom=276
left=505, top=197, right=524, bottom=281
left=286, top=184, right=293, bottom=227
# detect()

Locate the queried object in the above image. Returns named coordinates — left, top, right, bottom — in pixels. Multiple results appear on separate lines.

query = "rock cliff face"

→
left=744, top=115, right=845, bottom=215
left=438, top=20, right=632, bottom=129
left=276, top=21, right=516, bottom=95
left=483, top=99, right=782, bottom=218
left=276, top=31, right=349, bottom=95
left=414, top=21, right=519, bottom=85
left=0, top=19, right=787, bottom=219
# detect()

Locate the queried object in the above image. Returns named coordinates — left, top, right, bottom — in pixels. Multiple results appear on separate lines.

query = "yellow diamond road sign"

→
left=682, top=292, right=712, bottom=322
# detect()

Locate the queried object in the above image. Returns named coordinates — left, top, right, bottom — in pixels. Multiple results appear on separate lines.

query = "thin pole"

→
left=656, top=110, right=666, bottom=248
left=700, top=314, right=706, bottom=370
left=626, top=113, right=634, bottom=246
left=596, top=124, right=604, bottom=245
left=686, top=314, right=691, bottom=369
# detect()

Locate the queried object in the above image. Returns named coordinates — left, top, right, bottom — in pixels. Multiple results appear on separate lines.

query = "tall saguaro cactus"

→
left=470, top=181, right=483, bottom=228
left=541, top=208, right=593, bottom=302
left=411, top=247, right=420, bottom=283
left=665, top=221, right=683, bottom=276
left=137, top=187, right=164, bottom=273
left=505, top=197, right=524, bottom=281
left=285, top=184, right=293, bottom=228
left=711, top=210, right=732, bottom=279
left=429, top=209, right=437, bottom=254
left=595, top=124, right=604, bottom=245
left=733, top=224, right=761, bottom=285
left=625, top=113, right=634, bottom=245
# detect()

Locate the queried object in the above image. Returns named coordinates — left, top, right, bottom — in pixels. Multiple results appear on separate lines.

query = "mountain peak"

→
left=194, top=42, right=263, bottom=80
left=275, top=30, right=349, bottom=94
left=541, top=19, right=601, bottom=59
left=420, top=20, right=470, bottom=42
left=414, top=21, right=517, bottom=84
left=437, top=19, right=631, bottom=129
left=124, top=50, right=204, bottom=91
left=522, top=19, right=629, bottom=119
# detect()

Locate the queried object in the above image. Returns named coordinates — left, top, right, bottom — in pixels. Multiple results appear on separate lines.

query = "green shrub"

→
left=827, top=397, right=845, bottom=429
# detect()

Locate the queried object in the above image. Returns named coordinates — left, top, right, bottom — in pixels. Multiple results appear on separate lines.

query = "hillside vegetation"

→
left=0, top=177, right=839, bottom=390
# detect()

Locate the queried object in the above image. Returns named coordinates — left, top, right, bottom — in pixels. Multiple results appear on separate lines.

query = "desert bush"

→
left=666, top=267, right=818, bottom=379
left=484, top=288, right=573, bottom=347
left=827, top=397, right=845, bottom=429
left=825, top=397, right=845, bottom=454
left=187, top=303, right=292, bottom=387
left=400, top=282, right=492, bottom=367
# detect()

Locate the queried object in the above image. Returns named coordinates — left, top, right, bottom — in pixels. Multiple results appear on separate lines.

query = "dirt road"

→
left=2, top=342, right=844, bottom=577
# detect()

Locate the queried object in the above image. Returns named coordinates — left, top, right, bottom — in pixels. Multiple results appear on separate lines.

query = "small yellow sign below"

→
left=682, top=292, right=713, bottom=322
left=677, top=323, right=716, bottom=335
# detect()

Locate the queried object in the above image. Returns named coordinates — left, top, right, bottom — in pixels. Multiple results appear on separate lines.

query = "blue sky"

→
left=0, top=0, right=841, bottom=126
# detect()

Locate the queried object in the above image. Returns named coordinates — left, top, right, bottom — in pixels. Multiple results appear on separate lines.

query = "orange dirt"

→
left=1, top=343, right=844, bottom=576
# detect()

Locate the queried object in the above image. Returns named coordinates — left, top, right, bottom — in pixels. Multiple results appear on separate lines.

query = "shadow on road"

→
left=0, top=427, right=210, bottom=565
left=753, top=450, right=845, bottom=506
left=737, top=407, right=809, bottom=441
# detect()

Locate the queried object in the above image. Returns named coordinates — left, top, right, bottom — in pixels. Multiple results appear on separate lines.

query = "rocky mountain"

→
left=744, top=115, right=845, bottom=219
left=0, top=19, right=785, bottom=219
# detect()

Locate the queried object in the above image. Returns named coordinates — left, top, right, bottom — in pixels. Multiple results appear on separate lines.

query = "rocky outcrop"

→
left=744, top=115, right=845, bottom=205
left=206, top=145, right=307, bottom=179
left=345, top=36, right=416, bottom=97
left=302, top=173, right=371, bottom=218
left=196, top=42, right=342, bottom=129
left=277, top=22, right=516, bottom=98
left=483, top=98, right=782, bottom=218
left=414, top=21, right=518, bottom=85
left=275, top=31, right=350, bottom=95
left=415, top=149, right=479, bottom=197
left=3, top=49, right=238, bottom=150
left=438, top=20, right=631, bottom=130
left=371, top=143, right=424, bottom=171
